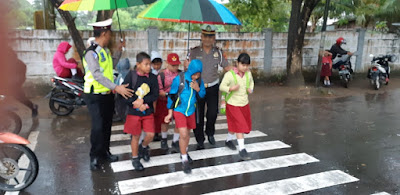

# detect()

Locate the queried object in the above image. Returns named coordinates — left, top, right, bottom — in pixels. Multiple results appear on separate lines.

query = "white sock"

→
left=238, top=139, right=245, bottom=151
left=226, top=133, right=235, bottom=141
left=181, top=154, right=188, bottom=162
left=327, top=80, right=331, bottom=85
left=71, top=68, right=77, bottom=75
left=186, top=147, right=188, bottom=152
left=161, top=132, right=168, bottom=139
left=324, top=80, right=327, bottom=85
left=173, top=133, right=180, bottom=142
left=139, top=132, right=145, bottom=143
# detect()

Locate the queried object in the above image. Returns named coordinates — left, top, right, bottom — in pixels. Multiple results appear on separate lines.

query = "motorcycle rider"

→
left=330, top=37, right=354, bottom=72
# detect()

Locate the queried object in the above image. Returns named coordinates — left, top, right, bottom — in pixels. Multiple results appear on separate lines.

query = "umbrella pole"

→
left=187, top=22, right=190, bottom=53
left=114, top=0, right=122, bottom=40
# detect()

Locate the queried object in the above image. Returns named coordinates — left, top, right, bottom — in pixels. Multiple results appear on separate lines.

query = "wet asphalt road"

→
left=9, top=78, right=400, bottom=195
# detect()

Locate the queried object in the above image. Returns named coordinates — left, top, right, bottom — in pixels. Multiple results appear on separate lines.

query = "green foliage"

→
left=226, top=0, right=291, bottom=32
left=311, top=0, right=400, bottom=30
left=7, top=0, right=35, bottom=29
left=375, top=21, right=389, bottom=32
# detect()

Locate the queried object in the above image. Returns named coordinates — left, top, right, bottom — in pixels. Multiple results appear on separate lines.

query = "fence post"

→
left=355, top=28, right=366, bottom=72
left=148, top=26, right=159, bottom=53
left=263, top=28, right=273, bottom=74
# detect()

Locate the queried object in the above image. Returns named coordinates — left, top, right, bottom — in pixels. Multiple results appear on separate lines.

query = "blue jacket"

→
left=167, top=59, right=206, bottom=116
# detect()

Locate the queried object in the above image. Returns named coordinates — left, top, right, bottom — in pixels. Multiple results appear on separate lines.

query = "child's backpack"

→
left=168, top=72, right=202, bottom=109
left=114, top=70, right=138, bottom=121
left=220, top=70, right=250, bottom=114
left=158, top=69, right=182, bottom=89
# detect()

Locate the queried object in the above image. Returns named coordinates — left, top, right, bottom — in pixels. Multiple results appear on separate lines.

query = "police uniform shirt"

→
left=188, top=46, right=228, bottom=83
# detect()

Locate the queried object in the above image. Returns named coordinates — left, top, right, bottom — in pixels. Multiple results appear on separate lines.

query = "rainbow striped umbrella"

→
left=138, top=0, right=241, bottom=25
left=59, top=0, right=156, bottom=11
left=138, top=0, right=241, bottom=51
left=59, top=0, right=157, bottom=41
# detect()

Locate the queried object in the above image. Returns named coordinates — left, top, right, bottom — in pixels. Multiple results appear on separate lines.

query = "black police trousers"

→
left=194, top=84, right=219, bottom=144
left=84, top=93, right=114, bottom=159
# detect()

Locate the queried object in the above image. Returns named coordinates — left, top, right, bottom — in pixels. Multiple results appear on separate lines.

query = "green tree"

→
left=226, top=0, right=291, bottom=32
left=7, top=0, right=35, bottom=29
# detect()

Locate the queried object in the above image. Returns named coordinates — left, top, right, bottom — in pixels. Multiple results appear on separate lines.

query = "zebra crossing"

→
left=109, top=116, right=361, bottom=194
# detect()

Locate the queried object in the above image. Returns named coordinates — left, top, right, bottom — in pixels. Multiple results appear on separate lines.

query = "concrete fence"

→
left=10, top=28, right=400, bottom=84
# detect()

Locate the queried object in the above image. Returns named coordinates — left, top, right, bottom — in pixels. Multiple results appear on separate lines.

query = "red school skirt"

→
left=320, top=62, right=332, bottom=77
left=154, top=98, right=169, bottom=133
left=226, top=104, right=252, bottom=133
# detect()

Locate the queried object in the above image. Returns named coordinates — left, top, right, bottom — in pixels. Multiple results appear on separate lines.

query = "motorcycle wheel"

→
left=375, top=77, right=380, bottom=90
left=49, top=92, right=75, bottom=116
left=0, top=144, right=39, bottom=191
left=0, top=111, right=22, bottom=134
left=342, top=78, right=349, bottom=88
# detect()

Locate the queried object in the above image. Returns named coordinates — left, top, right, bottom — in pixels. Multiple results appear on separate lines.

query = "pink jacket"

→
left=53, top=42, right=77, bottom=76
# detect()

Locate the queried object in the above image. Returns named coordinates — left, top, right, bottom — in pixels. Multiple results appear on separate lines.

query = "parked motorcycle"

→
left=49, top=76, right=85, bottom=116
left=0, top=132, right=39, bottom=191
left=367, top=54, right=397, bottom=90
left=0, top=95, right=22, bottom=134
left=332, top=54, right=354, bottom=88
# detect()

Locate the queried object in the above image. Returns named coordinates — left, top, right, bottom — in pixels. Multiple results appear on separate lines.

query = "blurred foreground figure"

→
left=0, top=1, right=38, bottom=117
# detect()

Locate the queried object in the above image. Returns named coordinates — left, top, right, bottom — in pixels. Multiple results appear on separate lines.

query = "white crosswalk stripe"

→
left=118, top=153, right=319, bottom=194
left=204, top=170, right=359, bottom=195
left=109, top=119, right=361, bottom=194
left=111, top=140, right=289, bottom=173
left=110, top=130, right=265, bottom=155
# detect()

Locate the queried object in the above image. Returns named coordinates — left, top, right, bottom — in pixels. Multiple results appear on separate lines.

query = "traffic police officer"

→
left=83, top=19, right=134, bottom=170
left=186, top=24, right=231, bottom=150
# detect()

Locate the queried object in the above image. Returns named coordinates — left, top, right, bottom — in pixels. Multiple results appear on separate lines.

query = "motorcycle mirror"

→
left=369, top=54, right=374, bottom=58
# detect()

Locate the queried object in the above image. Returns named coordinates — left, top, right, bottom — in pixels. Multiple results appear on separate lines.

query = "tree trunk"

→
left=286, top=0, right=320, bottom=87
left=97, top=10, right=115, bottom=22
left=51, top=0, right=85, bottom=59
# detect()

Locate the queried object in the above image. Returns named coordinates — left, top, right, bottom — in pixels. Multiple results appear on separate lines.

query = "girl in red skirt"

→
left=219, top=53, right=254, bottom=160
left=321, top=50, right=333, bottom=87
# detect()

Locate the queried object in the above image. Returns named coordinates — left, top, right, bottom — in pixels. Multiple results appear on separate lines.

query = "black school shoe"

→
left=153, top=133, right=161, bottom=141
left=131, top=158, right=144, bottom=171
left=239, top=149, right=251, bottom=160
left=140, top=145, right=151, bottom=162
left=180, top=153, right=193, bottom=164
left=161, top=138, right=169, bottom=150
left=225, top=140, right=237, bottom=150
left=182, top=161, right=192, bottom=174
left=171, top=141, right=180, bottom=153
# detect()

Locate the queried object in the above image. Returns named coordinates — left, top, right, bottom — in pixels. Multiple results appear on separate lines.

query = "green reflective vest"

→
left=83, top=47, right=114, bottom=94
